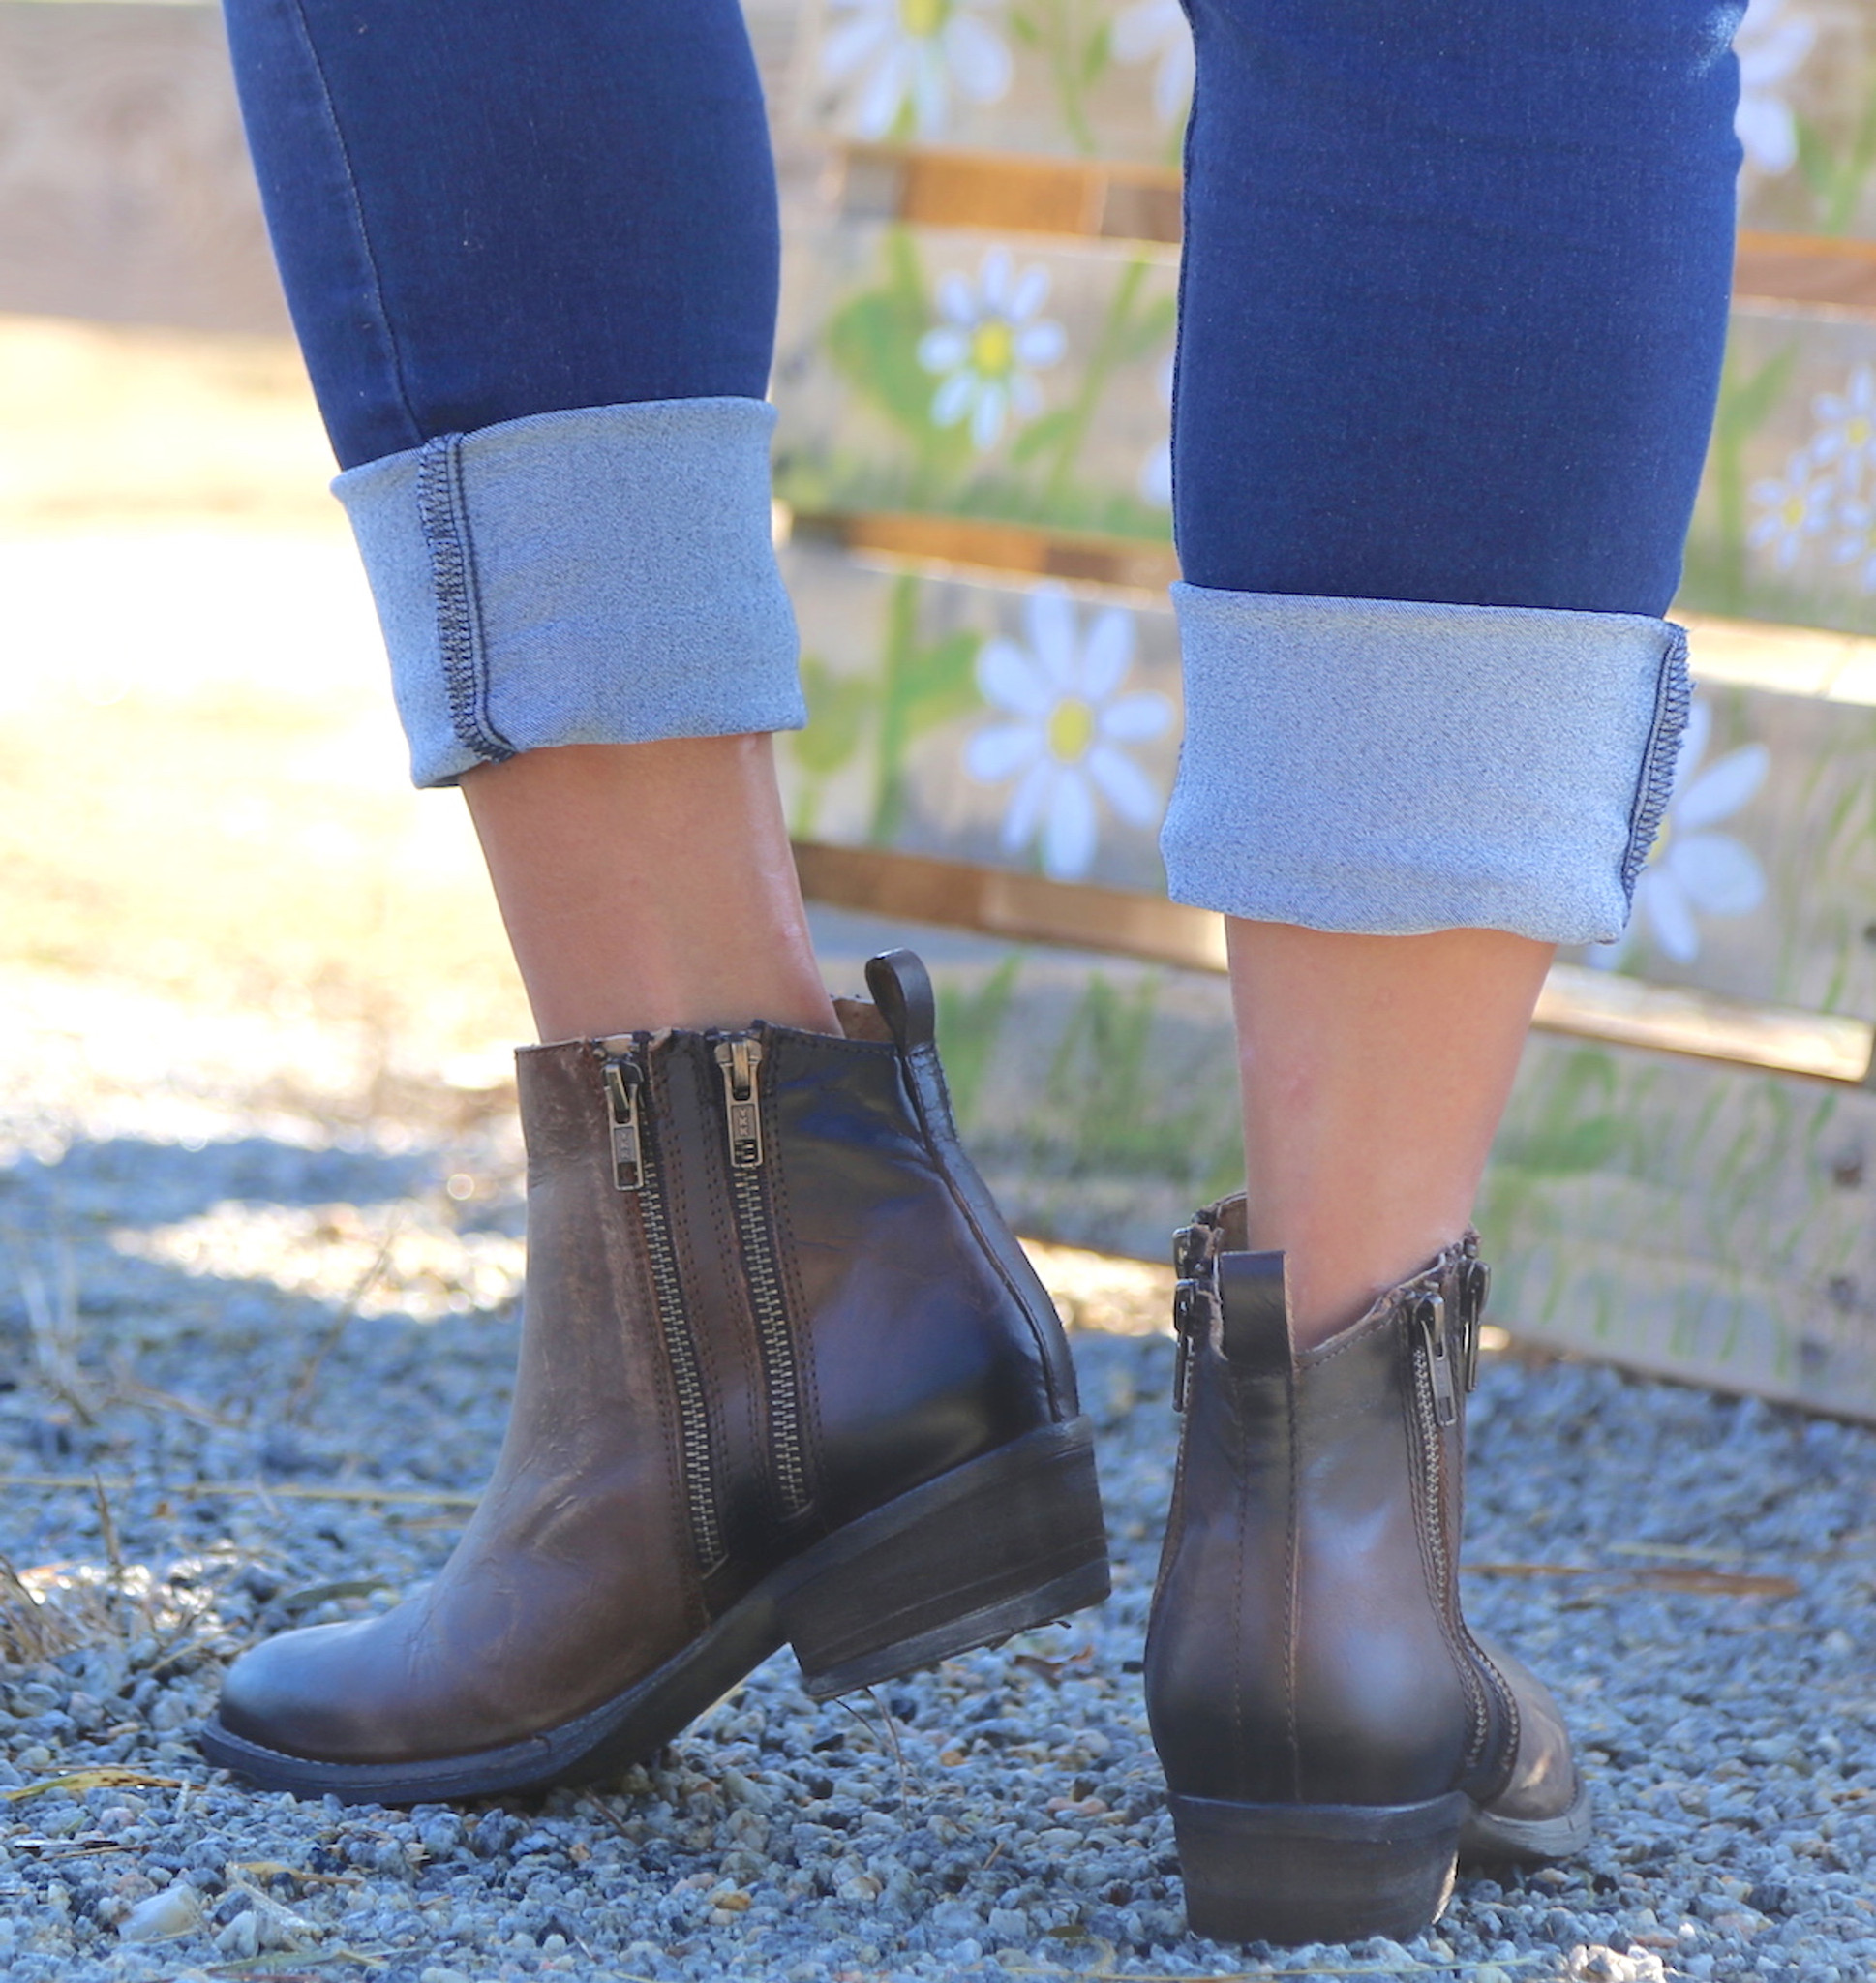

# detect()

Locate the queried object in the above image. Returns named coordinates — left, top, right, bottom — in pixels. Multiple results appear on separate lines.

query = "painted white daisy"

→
left=1113, top=0, right=1195, bottom=129
left=1139, top=347, right=1174, bottom=508
left=1733, top=0, right=1816, bottom=176
left=964, top=585, right=1173, bottom=881
left=1833, top=497, right=1876, bottom=591
left=819, top=0, right=1012, bottom=141
left=1811, top=366, right=1876, bottom=492
left=1748, top=447, right=1833, bottom=569
left=918, top=248, right=1066, bottom=451
left=1630, top=699, right=1770, bottom=963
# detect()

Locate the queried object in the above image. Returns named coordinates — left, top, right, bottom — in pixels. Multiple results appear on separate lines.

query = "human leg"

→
left=1149, top=0, right=1741, bottom=1939
left=1167, top=0, right=1739, bottom=1342
left=222, top=0, right=828, bottom=1040
left=203, top=0, right=1106, bottom=1796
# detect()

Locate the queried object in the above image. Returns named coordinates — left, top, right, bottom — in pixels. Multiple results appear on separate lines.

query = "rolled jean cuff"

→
left=1159, top=586, right=1691, bottom=944
left=334, top=398, right=803, bottom=788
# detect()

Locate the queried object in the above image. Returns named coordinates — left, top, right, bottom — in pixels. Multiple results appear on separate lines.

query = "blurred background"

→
left=4, top=0, right=1876, bottom=1414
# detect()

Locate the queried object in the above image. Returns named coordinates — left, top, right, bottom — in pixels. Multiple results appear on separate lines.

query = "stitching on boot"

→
left=906, top=1037, right=1070, bottom=1419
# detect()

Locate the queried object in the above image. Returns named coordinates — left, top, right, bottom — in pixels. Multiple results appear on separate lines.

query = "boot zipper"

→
left=1418, top=1290, right=1461, bottom=1428
left=1458, top=1255, right=1490, bottom=1393
left=1407, top=1287, right=1488, bottom=1763
left=602, top=1045, right=724, bottom=1570
left=713, top=1035, right=809, bottom=1516
left=1169, top=1217, right=1221, bottom=1414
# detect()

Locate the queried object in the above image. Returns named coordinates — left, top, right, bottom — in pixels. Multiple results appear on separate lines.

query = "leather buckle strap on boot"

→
left=1145, top=1198, right=1590, bottom=1946
left=201, top=950, right=1110, bottom=1803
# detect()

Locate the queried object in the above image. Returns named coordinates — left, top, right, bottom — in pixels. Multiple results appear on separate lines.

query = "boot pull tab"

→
left=864, top=949, right=936, bottom=1053
left=1216, top=1252, right=1295, bottom=1376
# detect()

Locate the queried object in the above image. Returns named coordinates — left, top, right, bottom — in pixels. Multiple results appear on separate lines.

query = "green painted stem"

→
left=1043, top=258, right=1150, bottom=513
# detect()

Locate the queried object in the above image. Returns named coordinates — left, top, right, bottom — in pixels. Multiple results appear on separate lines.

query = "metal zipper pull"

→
left=602, top=1055, right=645, bottom=1192
left=1417, top=1292, right=1460, bottom=1428
left=1459, top=1258, right=1491, bottom=1392
left=713, top=1035, right=765, bottom=1169
left=1171, top=1275, right=1216, bottom=1414
left=1169, top=1222, right=1222, bottom=1414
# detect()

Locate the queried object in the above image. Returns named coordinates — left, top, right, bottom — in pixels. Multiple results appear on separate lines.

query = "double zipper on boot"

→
left=1146, top=1200, right=1590, bottom=1946
left=202, top=951, right=1109, bottom=1802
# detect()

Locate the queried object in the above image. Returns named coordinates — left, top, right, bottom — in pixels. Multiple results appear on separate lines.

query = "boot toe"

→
left=215, top=1617, right=408, bottom=1763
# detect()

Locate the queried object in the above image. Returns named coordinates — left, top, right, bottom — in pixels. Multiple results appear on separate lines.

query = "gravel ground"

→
left=0, top=975, right=1873, bottom=1983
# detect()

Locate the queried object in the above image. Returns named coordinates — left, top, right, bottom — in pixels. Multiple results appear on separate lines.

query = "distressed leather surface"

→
left=218, top=952, right=1076, bottom=1765
left=1146, top=1200, right=1579, bottom=1825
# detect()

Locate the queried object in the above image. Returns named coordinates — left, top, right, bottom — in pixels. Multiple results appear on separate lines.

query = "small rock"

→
left=213, top=1912, right=260, bottom=1960
left=118, top=1882, right=201, bottom=1942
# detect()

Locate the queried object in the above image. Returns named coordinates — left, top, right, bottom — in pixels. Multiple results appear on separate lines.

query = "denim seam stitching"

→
left=1619, top=624, right=1692, bottom=903
left=416, top=435, right=516, bottom=767
left=281, top=0, right=425, bottom=448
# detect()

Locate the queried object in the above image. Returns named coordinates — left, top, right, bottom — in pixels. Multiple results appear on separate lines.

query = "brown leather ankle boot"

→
left=202, top=951, right=1108, bottom=1802
left=1145, top=1198, right=1589, bottom=1945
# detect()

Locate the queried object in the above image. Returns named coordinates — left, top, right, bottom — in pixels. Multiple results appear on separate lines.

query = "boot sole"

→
left=198, top=1416, right=1109, bottom=1804
left=1169, top=1775, right=1593, bottom=1945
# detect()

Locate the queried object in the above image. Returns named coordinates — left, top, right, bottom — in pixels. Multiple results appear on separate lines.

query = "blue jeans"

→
left=223, top=0, right=1743, bottom=944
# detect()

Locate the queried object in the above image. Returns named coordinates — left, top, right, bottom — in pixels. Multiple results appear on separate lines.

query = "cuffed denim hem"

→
left=1159, top=586, right=1691, bottom=945
left=334, top=398, right=804, bottom=788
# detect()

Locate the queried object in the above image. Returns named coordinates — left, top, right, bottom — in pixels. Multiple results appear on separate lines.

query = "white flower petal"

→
left=1025, top=585, right=1079, bottom=686
left=1043, top=770, right=1099, bottom=880
left=1002, top=758, right=1052, bottom=854
left=1014, top=320, right=1067, bottom=368
left=1100, top=690, right=1173, bottom=743
left=976, top=637, right=1055, bottom=718
left=854, top=46, right=912, bottom=138
left=1139, top=442, right=1172, bottom=508
left=1086, top=744, right=1163, bottom=827
left=1639, top=871, right=1702, bottom=962
left=1153, top=41, right=1195, bottom=125
left=937, top=271, right=977, bottom=326
left=944, top=15, right=1014, bottom=104
left=1675, top=742, right=1768, bottom=830
left=1736, top=95, right=1798, bottom=173
left=932, top=370, right=978, bottom=427
left=1667, top=833, right=1766, bottom=918
left=821, top=12, right=893, bottom=81
left=1112, top=1, right=1177, bottom=63
left=1077, top=608, right=1135, bottom=700
left=965, top=720, right=1044, bottom=783
left=1008, top=265, right=1050, bottom=323
left=918, top=327, right=970, bottom=373
left=970, top=380, right=1007, bottom=450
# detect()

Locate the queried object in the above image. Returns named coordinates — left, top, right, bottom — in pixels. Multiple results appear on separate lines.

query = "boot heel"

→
left=780, top=1418, right=1109, bottom=1698
left=1168, top=1790, right=1467, bottom=1945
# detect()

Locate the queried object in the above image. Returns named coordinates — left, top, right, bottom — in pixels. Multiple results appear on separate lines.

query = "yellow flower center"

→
left=1782, top=494, right=1808, bottom=528
left=1852, top=417, right=1871, bottom=446
left=970, top=319, right=1014, bottom=379
left=899, top=0, right=948, bottom=38
left=1047, top=697, right=1095, bottom=763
